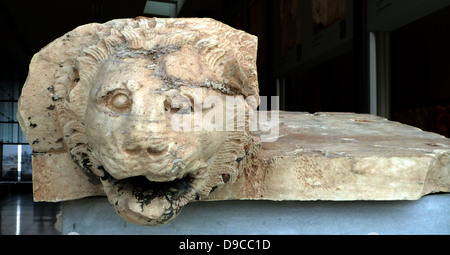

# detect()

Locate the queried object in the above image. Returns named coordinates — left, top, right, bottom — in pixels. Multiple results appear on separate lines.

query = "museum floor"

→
left=0, top=193, right=61, bottom=235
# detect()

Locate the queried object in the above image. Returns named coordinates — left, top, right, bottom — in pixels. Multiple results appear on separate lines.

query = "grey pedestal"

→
left=62, top=193, right=450, bottom=235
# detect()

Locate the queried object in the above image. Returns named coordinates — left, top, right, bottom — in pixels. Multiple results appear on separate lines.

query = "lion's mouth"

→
left=100, top=170, right=198, bottom=225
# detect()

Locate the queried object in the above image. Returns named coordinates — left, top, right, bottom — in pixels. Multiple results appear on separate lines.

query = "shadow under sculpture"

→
left=18, top=17, right=261, bottom=225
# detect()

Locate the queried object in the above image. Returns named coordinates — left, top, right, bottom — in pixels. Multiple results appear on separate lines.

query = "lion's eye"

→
left=102, top=90, right=132, bottom=112
left=168, top=95, right=193, bottom=115
left=111, top=93, right=130, bottom=109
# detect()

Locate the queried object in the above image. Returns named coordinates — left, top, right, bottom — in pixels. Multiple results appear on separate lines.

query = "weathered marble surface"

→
left=32, top=152, right=104, bottom=202
left=209, top=111, right=450, bottom=200
left=32, top=111, right=450, bottom=202
left=19, top=17, right=261, bottom=225
left=17, top=17, right=449, bottom=225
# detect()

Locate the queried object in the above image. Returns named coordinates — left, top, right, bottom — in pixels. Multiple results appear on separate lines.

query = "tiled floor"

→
left=0, top=193, right=61, bottom=235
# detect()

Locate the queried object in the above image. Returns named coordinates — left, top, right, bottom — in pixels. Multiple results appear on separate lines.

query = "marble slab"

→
left=32, top=111, right=450, bottom=202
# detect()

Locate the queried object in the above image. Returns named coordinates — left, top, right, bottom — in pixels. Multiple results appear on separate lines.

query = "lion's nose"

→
left=122, top=142, right=168, bottom=156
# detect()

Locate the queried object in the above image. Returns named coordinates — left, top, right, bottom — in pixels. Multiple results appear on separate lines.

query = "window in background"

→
left=1, top=144, right=32, bottom=182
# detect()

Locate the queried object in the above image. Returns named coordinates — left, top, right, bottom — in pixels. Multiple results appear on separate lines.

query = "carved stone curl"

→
left=18, top=17, right=261, bottom=225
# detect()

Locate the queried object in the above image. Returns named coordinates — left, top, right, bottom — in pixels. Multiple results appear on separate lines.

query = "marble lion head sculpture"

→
left=18, top=17, right=261, bottom=225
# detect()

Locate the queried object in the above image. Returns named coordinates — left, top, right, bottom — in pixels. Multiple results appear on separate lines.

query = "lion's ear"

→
left=17, top=23, right=107, bottom=164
